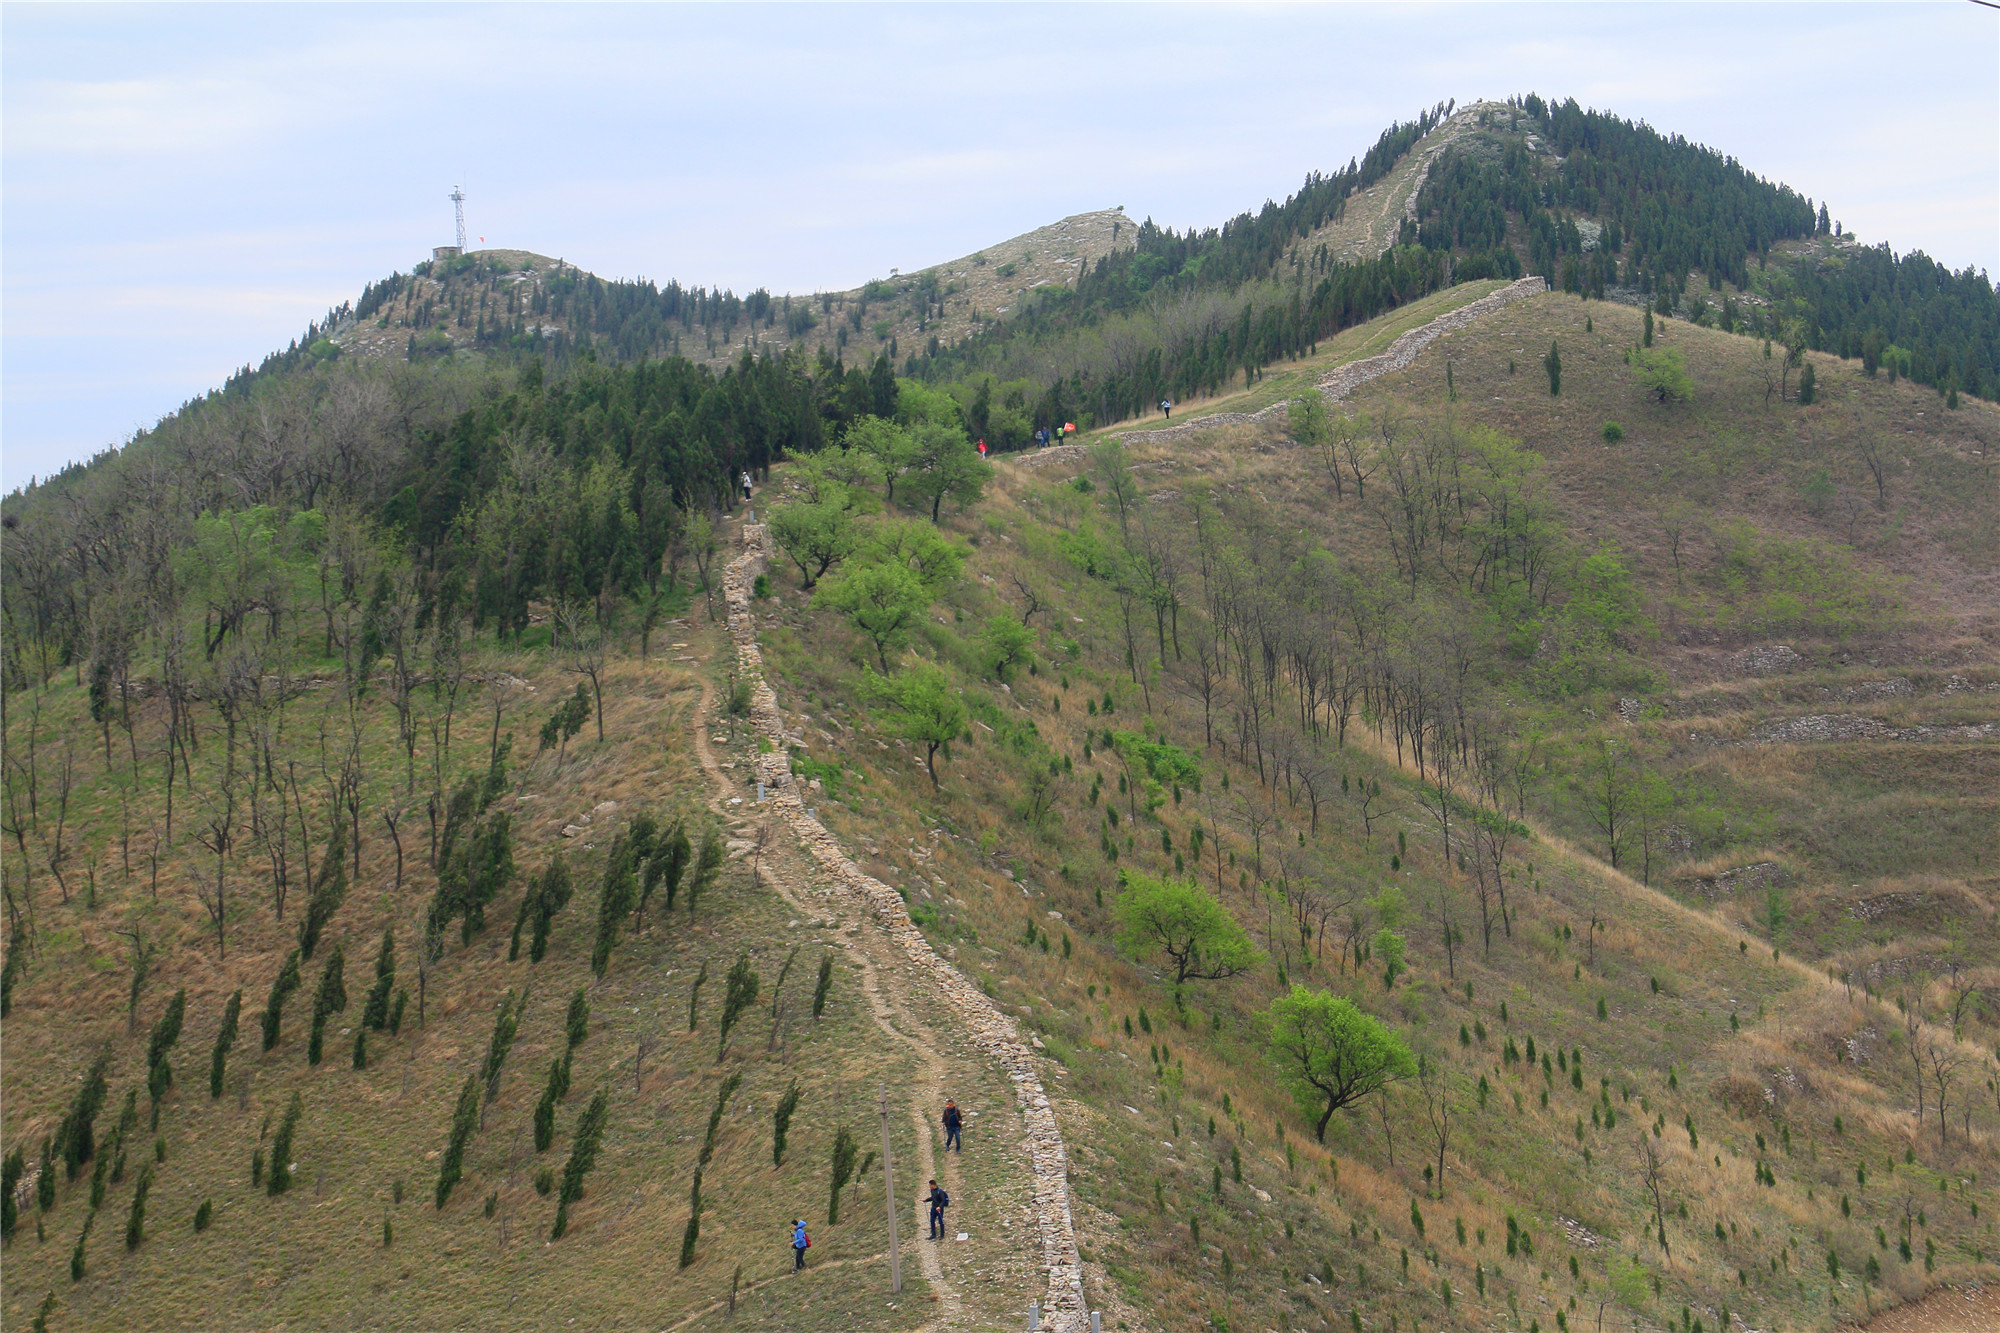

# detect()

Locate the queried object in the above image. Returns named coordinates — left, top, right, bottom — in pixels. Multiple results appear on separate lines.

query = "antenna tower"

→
left=450, top=186, right=467, bottom=251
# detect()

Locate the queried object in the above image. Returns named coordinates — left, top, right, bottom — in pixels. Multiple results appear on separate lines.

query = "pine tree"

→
left=550, top=1089, right=609, bottom=1239
left=828, top=1128, right=857, bottom=1224
left=267, top=1093, right=303, bottom=1196
left=590, top=833, right=640, bottom=977
left=306, top=942, right=347, bottom=1066
left=362, top=929, right=396, bottom=1029
left=1543, top=340, right=1562, bottom=396
left=193, top=1198, right=212, bottom=1232
left=812, top=953, right=834, bottom=1019
left=641, top=821, right=691, bottom=919
left=435, top=1074, right=480, bottom=1208
left=772, top=1081, right=801, bottom=1166
left=260, top=952, right=302, bottom=1051
left=352, top=1027, right=368, bottom=1069
left=565, top=987, right=589, bottom=1049
left=717, top=955, right=760, bottom=1060
left=1643, top=308, right=1654, bottom=347
left=518, top=858, right=573, bottom=963
left=200, top=989, right=240, bottom=1101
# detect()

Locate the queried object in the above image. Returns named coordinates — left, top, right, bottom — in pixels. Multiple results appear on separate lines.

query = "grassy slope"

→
left=747, top=287, right=1998, bottom=1332
left=0, top=599, right=1051, bottom=1330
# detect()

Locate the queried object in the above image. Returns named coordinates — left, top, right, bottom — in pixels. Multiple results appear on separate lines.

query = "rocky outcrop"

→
left=723, top=524, right=1088, bottom=1332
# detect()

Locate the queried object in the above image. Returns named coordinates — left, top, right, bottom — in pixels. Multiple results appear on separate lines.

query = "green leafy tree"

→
left=1267, top=986, right=1416, bottom=1141
left=1114, top=873, right=1263, bottom=986
left=865, top=664, right=968, bottom=787
left=981, top=614, right=1035, bottom=681
left=845, top=416, right=920, bottom=504
left=770, top=500, right=859, bottom=589
left=1630, top=348, right=1693, bottom=403
left=857, top=519, right=967, bottom=594
left=902, top=423, right=991, bottom=523
left=816, top=559, right=929, bottom=672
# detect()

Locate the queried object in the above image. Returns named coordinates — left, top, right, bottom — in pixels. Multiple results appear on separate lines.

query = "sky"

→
left=4, top=3, right=1996, bottom=491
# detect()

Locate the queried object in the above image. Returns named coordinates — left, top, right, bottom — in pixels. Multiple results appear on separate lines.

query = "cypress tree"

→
left=772, top=1081, right=801, bottom=1166
left=687, top=961, right=708, bottom=1030
left=362, top=929, right=395, bottom=1029
left=685, top=830, right=724, bottom=914
left=389, top=989, right=408, bottom=1035
left=109, top=1089, right=136, bottom=1182
left=0, top=1145, right=23, bottom=1239
left=210, top=989, right=242, bottom=1097
left=297, top=831, right=347, bottom=960
left=124, top=1164, right=152, bottom=1249
left=678, top=1171, right=702, bottom=1268
left=261, top=951, right=302, bottom=1051
left=37, top=1138, right=56, bottom=1213
left=89, top=1149, right=108, bottom=1211
left=565, top=987, right=589, bottom=1049
left=145, top=988, right=187, bottom=1113
left=306, top=942, right=347, bottom=1066
left=528, top=858, right=574, bottom=962
left=1543, top=340, right=1562, bottom=395
left=828, top=1128, right=857, bottom=1224
left=812, top=953, right=834, bottom=1019
left=267, top=1092, right=302, bottom=1196
left=56, top=1052, right=111, bottom=1179
left=550, top=1089, right=609, bottom=1239
left=194, top=1199, right=212, bottom=1232
left=533, top=1059, right=564, bottom=1152
left=717, top=955, right=760, bottom=1061
left=642, top=820, right=691, bottom=920
left=352, top=1027, right=368, bottom=1069
left=1643, top=307, right=1655, bottom=347
left=69, top=1213, right=91, bottom=1281
left=590, top=834, right=640, bottom=977
left=435, top=1074, right=480, bottom=1208
left=699, top=1074, right=741, bottom=1169
left=481, top=988, right=528, bottom=1103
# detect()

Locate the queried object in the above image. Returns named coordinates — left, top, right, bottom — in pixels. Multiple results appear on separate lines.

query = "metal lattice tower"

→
left=450, top=186, right=467, bottom=251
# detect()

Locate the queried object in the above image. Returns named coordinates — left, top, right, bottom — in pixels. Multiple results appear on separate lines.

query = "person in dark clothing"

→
left=792, top=1218, right=809, bottom=1270
left=924, top=1179, right=949, bottom=1239
left=942, top=1101, right=963, bottom=1152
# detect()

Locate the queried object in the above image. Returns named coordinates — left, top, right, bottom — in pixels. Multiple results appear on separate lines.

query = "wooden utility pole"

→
left=878, top=1085, right=902, bottom=1293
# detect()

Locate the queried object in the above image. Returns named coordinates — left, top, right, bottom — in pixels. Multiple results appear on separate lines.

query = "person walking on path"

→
left=1160, top=398, right=1173, bottom=419
left=942, top=1100, right=963, bottom=1153
left=924, top=1179, right=950, bottom=1240
left=741, top=470, right=754, bottom=502
left=791, top=1218, right=809, bottom=1271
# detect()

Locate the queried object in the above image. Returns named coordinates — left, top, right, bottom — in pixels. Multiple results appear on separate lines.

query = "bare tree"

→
left=1006, top=572, right=1045, bottom=628
left=1924, top=1041, right=1963, bottom=1151
left=1415, top=1052, right=1453, bottom=1197
left=1636, top=1135, right=1671, bottom=1264
left=554, top=599, right=608, bottom=744
left=1856, top=436, right=1891, bottom=510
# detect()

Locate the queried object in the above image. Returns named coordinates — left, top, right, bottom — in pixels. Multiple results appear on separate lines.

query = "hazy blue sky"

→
left=4, top=3, right=1995, bottom=490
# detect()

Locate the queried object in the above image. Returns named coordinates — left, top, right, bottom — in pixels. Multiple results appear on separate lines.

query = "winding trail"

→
left=697, top=523, right=1088, bottom=1332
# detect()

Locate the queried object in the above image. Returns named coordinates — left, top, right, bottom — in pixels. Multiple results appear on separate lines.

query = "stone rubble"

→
left=722, top=524, right=1089, bottom=1332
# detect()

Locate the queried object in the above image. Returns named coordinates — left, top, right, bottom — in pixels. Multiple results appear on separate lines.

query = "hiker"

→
left=792, top=1218, right=810, bottom=1270
left=1160, top=398, right=1172, bottom=419
left=741, top=470, right=754, bottom=501
left=924, top=1179, right=950, bottom=1239
left=942, top=1100, right=963, bottom=1153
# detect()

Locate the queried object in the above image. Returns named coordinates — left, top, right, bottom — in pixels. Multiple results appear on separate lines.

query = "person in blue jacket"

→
left=792, top=1218, right=810, bottom=1270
